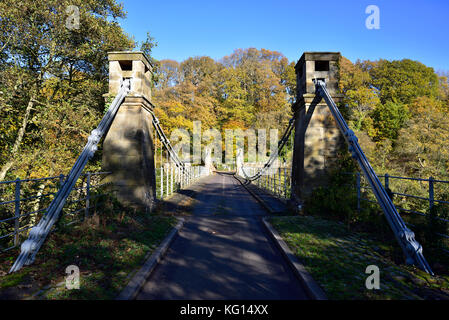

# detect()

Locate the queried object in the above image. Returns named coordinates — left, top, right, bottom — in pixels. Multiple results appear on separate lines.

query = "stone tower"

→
left=291, top=52, right=344, bottom=202
left=102, top=51, right=157, bottom=210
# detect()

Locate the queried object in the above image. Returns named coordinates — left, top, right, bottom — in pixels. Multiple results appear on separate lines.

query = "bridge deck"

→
left=136, top=172, right=308, bottom=300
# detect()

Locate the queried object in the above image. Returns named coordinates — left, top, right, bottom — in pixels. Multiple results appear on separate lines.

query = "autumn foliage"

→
left=0, top=0, right=448, bottom=187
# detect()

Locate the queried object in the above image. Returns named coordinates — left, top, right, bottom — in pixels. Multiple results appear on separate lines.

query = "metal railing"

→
left=155, top=165, right=206, bottom=200
left=243, top=165, right=292, bottom=200
left=149, top=99, right=211, bottom=200
left=345, top=172, right=449, bottom=250
left=0, top=172, right=111, bottom=253
left=8, top=77, right=208, bottom=273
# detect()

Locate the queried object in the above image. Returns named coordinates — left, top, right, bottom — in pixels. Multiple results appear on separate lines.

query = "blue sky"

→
left=119, top=0, right=449, bottom=71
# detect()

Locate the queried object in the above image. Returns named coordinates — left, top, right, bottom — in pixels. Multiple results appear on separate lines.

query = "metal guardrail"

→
left=156, top=165, right=205, bottom=200
left=243, top=165, right=292, bottom=200
left=0, top=172, right=111, bottom=253
left=148, top=98, right=213, bottom=199
left=315, top=79, right=433, bottom=274
left=344, top=172, right=449, bottom=244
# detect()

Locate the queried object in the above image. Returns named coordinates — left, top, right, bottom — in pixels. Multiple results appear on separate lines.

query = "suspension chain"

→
left=241, top=115, right=296, bottom=181
left=146, top=103, right=191, bottom=178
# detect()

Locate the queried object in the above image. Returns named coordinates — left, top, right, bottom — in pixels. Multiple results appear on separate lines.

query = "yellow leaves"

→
left=394, top=98, right=449, bottom=177
left=170, top=102, right=187, bottom=114
left=346, top=87, right=379, bottom=108
left=339, top=56, right=372, bottom=92
left=222, top=119, right=246, bottom=131
left=409, top=96, right=444, bottom=117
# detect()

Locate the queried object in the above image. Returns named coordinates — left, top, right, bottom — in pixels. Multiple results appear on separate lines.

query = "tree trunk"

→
left=0, top=34, right=11, bottom=54
left=0, top=96, right=35, bottom=180
left=29, top=182, right=46, bottom=226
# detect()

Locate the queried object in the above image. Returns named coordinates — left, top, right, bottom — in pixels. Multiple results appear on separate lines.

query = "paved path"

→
left=137, top=172, right=308, bottom=300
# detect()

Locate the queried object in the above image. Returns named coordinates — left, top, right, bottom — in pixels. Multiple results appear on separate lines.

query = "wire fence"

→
left=0, top=172, right=111, bottom=253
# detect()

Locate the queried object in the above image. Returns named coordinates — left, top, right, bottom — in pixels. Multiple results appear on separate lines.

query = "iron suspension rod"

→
left=314, top=79, right=433, bottom=275
left=9, top=79, right=131, bottom=273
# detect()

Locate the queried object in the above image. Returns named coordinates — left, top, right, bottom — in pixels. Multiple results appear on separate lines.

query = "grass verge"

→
left=269, top=215, right=449, bottom=300
left=0, top=204, right=176, bottom=300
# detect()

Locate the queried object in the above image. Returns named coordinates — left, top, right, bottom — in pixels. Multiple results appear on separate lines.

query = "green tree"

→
left=339, top=57, right=379, bottom=132
left=394, top=97, right=449, bottom=177
left=365, top=59, right=439, bottom=105
left=371, top=101, right=409, bottom=141
left=139, top=31, right=158, bottom=66
left=0, top=0, right=137, bottom=179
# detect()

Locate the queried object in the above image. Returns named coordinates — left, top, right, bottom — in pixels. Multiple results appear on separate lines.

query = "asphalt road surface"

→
left=137, top=172, right=308, bottom=300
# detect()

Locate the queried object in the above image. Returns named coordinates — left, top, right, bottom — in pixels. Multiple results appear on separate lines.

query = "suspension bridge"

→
left=1, top=51, right=447, bottom=299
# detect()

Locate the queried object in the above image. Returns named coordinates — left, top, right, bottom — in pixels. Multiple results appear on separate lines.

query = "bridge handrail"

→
left=0, top=172, right=111, bottom=251
left=342, top=171, right=449, bottom=184
left=0, top=175, right=63, bottom=185
left=346, top=172, right=449, bottom=205
left=315, top=79, right=433, bottom=275
left=343, top=172, right=449, bottom=244
left=8, top=79, right=131, bottom=273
